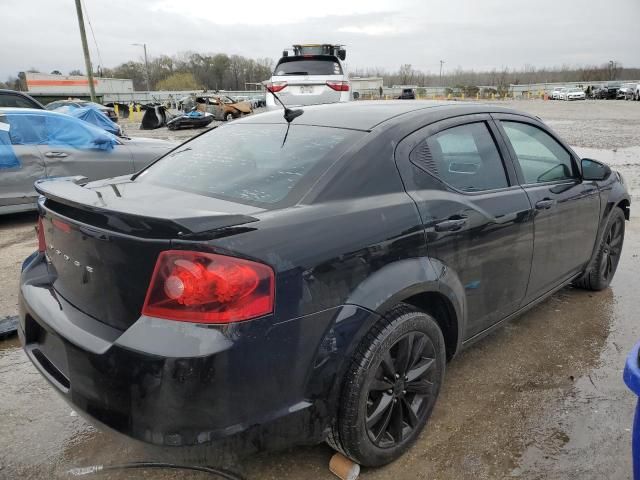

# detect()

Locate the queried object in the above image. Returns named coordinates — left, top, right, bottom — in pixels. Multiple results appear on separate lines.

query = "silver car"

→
left=265, top=44, right=351, bottom=108
left=0, top=108, right=175, bottom=214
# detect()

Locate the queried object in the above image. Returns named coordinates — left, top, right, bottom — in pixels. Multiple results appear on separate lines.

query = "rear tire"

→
left=328, top=304, right=446, bottom=467
left=574, top=208, right=625, bottom=291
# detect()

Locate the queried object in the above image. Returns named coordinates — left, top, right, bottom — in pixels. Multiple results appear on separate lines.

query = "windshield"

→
left=274, top=57, right=343, bottom=76
left=136, top=123, right=362, bottom=206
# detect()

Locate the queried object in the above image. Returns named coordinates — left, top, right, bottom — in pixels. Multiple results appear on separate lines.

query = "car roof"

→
left=0, top=107, right=74, bottom=117
left=240, top=100, right=533, bottom=131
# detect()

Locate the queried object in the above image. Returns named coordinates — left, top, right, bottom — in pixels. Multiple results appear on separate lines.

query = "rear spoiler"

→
left=34, top=178, right=259, bottom=236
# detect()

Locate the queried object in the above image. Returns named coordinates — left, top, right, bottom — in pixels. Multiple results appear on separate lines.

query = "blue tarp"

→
left=0, top=116, right=20, bottom=169
left=4, top=110, right=118, bottom=149
left=68, top=106, right=120, bottom=136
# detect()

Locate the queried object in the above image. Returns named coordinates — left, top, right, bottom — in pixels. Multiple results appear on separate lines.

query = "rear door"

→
left=493, top=114, right=600, bottom=303
left=0, top=113, right=47, bottom=211
left=37, top=114, right=134, bottom=182
left=396, top=114, right=534, bottom=338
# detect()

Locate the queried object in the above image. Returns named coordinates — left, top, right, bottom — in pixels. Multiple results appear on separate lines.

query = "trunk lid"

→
left=37, top=178, right=264, bottom=331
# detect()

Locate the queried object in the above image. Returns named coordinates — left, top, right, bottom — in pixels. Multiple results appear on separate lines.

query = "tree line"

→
left=1, top=52, right=274, bottom=92
left=353, top=61, right=639, bottom=90
left=2, top=54, right=638, bottom=93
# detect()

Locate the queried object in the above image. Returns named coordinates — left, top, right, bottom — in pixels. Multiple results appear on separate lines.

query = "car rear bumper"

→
left=19, top=254, right=375, bottom=449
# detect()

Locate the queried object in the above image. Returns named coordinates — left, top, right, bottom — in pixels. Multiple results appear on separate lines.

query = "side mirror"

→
left=338, top=49, right=347, bottom=61
left=581, top=158, right=611, bottom=181
left=282, top=50, right=289, bottom=57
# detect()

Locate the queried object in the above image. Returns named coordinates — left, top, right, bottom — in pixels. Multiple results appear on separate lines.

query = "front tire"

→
left=329, top=304, right=446, bottom=467
left=574, top=208, right=625, bottom=291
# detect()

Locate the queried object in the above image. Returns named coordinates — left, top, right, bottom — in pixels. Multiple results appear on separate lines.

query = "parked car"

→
left=189, top=95, right=253, bottom=121
left=0, top=108, right=174, bottom=214
left=563, top=87, right=586, bottom=101
left=20, top=101, right=629, bottom=468
left=551, top=87, right=566, bottom=100
left=265, top=43, right=351, bottom=108
left=398, top=88, right=416, bottom=99
left=0, top=89, right=44, bottom=109
left=594, top=83, right=621, bottom=99
left=618, top=83, right=637, bottom=100
left=46, top=99, right=118, bottom=123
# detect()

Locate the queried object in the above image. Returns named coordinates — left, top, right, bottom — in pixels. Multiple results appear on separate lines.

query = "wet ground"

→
left=1, top=99, right=639, bottom=479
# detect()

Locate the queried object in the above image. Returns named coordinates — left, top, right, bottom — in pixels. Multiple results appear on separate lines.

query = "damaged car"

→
left=0, top=108, right=174, bottom=214
left=182, top=95, right=253, bottom=121
left=19, top=102, right=629, bottom=467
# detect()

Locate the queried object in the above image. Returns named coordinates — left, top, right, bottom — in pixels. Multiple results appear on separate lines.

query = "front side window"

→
left=137, top=124, right=362, bottom=206
left=501, top=121, right=576, bottom=184
left=411, top=122, right=509, bottom=192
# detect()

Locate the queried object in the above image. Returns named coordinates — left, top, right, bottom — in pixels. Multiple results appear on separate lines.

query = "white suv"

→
left=265, top=44, right=352, bottom=108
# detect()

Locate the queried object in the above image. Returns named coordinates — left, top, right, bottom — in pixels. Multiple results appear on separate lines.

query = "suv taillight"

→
left=326, top=81, right=350, bottom=92
left=37, top=217, right=46, bottom=253
left=265, top=81, right=287, bottom=93
left=142, top=251, right=274, bottom=324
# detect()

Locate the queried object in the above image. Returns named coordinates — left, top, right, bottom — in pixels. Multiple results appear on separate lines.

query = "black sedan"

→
left=19, top=101, right=630, bottom=467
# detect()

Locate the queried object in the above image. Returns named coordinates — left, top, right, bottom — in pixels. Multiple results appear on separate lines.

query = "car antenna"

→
left=264, top=86, right=303, bottom=147
left=265, top=86, right=303, bottom=124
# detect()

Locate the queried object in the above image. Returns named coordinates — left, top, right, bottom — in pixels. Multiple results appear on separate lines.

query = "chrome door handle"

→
left=535, top=199, right=556, bottom=210
left=44, top=152, right=69, bottom=158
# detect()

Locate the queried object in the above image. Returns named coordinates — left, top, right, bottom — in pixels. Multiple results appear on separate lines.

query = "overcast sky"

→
left=1, top=0, right=638, bottom=79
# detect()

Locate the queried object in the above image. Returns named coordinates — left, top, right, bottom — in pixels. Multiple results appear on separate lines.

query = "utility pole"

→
left=133, top=43, right=151, bottom=93
left=74, top=0, right=97, bottom=102
left=439, top=60, right=445, bottom=86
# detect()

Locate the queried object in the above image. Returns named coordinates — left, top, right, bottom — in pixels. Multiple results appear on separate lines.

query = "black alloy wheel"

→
left=600, top=213, right=624, bottom=283
left=365, top=332, right=436, bottom=448
left=329, top=304, right=446, bottom=467
left=574, top=208, right=626, bottom=291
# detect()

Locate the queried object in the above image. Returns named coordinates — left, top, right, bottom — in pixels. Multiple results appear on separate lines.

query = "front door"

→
left=396, top=115, right=534, bottom=339
left=494, top=115, right=600, bottom=303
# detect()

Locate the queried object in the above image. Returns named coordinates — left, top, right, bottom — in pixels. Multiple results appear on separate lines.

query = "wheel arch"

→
left=345, top=257, right=466, bottom=360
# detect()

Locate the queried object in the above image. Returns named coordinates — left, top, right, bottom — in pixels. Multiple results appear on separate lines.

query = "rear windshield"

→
left=136, top=124, right=361, bottom=206
left=274, top=57, right=342, bottom=76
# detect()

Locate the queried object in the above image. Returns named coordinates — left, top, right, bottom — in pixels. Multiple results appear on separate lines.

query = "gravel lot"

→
left=0, top=99, right=639, bottom=480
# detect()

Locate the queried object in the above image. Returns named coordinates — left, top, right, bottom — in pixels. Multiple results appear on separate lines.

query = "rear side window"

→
left=0, top=94, right=38, bottom=109
left=137, top=124, right=361, bottom=206
left=411, top=122, right=509, bottom=192
left=500, top=121, right=576, bottom=184
left=275, top=57, right=342, bottom=76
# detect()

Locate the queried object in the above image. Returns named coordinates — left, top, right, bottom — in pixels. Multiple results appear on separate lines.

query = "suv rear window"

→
left=137, top=124, right=361, bottom=206
left=275, top=57, right=342, bottom=76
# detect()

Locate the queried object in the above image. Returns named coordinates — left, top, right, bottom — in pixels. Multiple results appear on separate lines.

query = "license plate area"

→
left=299, top=85, right=314, bottom=94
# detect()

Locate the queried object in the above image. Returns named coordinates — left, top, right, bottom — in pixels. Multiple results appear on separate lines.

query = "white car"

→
left=564, top=87, right=586, bottom=101
left=618, top=83, right=637, bottom=100
left=265, top=44, right=352, bottom=108
left=551, top=87, right=566, bottom=100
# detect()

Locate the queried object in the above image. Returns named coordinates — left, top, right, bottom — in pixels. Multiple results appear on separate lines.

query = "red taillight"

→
left=326, top=81, right=350, bottom=92
left=37, top=217, right=46, bottom=253
left=265, top=81, right=287, bottom=93
left=142, top=250, right=275, bottom=324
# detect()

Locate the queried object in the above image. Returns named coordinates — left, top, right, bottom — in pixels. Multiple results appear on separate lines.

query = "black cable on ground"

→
left=67, top=461, right=246, bottom=480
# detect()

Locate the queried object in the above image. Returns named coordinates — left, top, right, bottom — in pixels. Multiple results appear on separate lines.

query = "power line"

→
left=81, top=0, right=104, bottom=74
